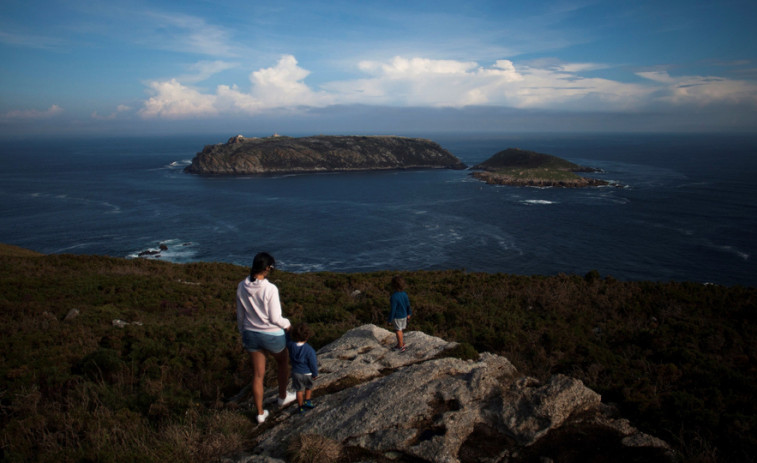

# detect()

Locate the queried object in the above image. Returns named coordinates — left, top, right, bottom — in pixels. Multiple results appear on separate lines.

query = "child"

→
left=388, top=275, right=412, bottom=352
left=287, top=323, right=319, bottom=413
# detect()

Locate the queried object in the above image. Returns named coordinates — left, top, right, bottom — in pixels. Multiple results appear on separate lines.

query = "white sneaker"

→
left=256, top=409, right=269, bottom=424
left=277, top=391, right=297, bottom=408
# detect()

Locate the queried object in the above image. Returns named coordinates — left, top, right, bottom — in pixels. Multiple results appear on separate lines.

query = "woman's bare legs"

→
left=250, top=351, right=267, bottom=416
left=250, top=348, right=291, bottom=417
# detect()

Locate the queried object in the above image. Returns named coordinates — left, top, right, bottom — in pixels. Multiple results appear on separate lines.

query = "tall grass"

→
left=1, top=244, right=755, bottom=462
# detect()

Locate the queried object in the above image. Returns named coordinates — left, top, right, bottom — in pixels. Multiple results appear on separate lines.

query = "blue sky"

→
left=1, top=0, right=756, bottom=137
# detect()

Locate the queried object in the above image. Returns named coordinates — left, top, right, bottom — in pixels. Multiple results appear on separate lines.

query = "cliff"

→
left=470, top=148, right=612, bottom=188
left=184, top=135, right=467, bottom=175
left=226, top=324, right=673, bottom=463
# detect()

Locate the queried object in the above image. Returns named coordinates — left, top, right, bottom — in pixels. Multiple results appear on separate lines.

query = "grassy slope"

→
left=1, top=248, right=755, bottom=462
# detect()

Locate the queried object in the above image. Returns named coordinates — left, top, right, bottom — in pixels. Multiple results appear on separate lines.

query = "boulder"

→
left=225, top=324, right=674, bottom=463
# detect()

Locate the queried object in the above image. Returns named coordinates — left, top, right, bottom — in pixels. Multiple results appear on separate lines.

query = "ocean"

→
left=1, top=133, right=755, bottom=286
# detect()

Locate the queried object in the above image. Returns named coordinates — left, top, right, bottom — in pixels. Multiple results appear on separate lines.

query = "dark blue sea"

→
left=1, top=133, right=755, bottom=286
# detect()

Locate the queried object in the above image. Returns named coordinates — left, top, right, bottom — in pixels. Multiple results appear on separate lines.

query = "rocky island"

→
left=184, top=134, right=467, bottom=175
left=470, top=148, right=612, bottom=188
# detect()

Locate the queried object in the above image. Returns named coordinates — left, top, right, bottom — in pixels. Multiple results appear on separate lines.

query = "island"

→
left=469, top=147, right=613, bottom=188
left=184, top=134, right=467, bottom=175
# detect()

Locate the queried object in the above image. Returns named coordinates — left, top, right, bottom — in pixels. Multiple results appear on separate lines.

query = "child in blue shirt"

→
left=388, top=275, right=412, bottom=352
left=287, top=322, right=319, bottom=413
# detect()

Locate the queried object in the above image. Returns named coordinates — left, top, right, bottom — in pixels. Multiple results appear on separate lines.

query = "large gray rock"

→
left=226, top=324, right=674, bottom=463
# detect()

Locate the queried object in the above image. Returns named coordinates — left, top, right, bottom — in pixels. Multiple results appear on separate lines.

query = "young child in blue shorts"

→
left=287, top=323, right=319, bottom=413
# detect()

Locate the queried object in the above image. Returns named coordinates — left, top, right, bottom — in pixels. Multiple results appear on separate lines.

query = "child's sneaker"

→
left=278, top=391, right=297, bottom=408
left=256, top=409, right=269, bottom=424
left=400, top=345, right=407, bottom=352
left=298, top=406, right=308, bottom=414
left=303, top=400, right=315, bottom=409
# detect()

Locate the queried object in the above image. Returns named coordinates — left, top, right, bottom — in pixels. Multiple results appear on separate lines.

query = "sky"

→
left=1, top=0, right=756, bottom=138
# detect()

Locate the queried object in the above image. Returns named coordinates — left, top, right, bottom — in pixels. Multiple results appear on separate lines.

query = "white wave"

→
left=128, top=239, right=198, bottom=262
left=165, top=159, right=192, bottom=169
left=716, top=245, right=750, bottom=261
left=28, top=192, right=121, bottom=213
left=522, top=199, right=555, bottom=205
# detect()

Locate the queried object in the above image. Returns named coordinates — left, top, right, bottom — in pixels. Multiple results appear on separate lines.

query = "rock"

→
left=63, top=308, right=80, bottom=322
left=229, top=324, right=674, bottom=463
left=184, top=135, right=467, bottom=175
left=137, top=249, right=160, bottom=257
left=470, top=171, right=613, bottom=188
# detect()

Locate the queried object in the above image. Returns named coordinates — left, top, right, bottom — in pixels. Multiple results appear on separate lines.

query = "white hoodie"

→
left=236, top=277, right=291, bottom=334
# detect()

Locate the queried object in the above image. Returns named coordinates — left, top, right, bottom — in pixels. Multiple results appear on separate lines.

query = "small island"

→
left=184, top=134, right=467, bottom=175
left=470, top=147, right=612, bottom=188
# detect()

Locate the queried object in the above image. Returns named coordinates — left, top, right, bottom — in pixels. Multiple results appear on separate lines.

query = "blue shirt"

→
left=388, top=291, right=412, bottom=322
left=287, top=340, right=319, bottom=376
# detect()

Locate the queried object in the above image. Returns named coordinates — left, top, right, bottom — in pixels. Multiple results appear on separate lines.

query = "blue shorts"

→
left=242, top=330, right=286, bottom=354
left=291, top=372, right=314, bottom=392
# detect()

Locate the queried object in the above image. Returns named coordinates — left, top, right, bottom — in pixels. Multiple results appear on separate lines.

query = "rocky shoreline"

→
left=471, top=170, right=614, bottom=188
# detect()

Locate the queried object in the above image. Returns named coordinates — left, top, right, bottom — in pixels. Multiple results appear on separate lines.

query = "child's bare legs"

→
left=305, top=389, right=312, bottom=401
left=296, top=390, right=304, bottom=407
left=396, top=329, right=404, bottom=348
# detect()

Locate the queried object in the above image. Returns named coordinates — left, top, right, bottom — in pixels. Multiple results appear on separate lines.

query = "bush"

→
left=287, top=433, right=342, bottom=463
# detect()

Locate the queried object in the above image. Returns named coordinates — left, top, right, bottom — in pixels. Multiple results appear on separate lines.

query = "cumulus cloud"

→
left=2, top=105, right=63, bottom=120
left=139, top=55, right=332, bottom=119
left=140, top=79, right=218, bottom=119
left=138, top=55, right=757, bottom=120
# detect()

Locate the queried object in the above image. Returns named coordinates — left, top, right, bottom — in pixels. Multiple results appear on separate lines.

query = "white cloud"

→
left=638, top=70, right=757, bottom=106
left=139, top=55, right=332, bottom=119
left=141, top=12, right=239, bottom=58
left=178, top=60, right=239, bottom=83
left=248, top=55, right=334, bottom=107
left=91, top=105, right=133, bottom=121
left=139, top=79, right=218, bottom=119
left=137, top=55, right=757, bottom=120
left=2, top=105, right=63, bottom=120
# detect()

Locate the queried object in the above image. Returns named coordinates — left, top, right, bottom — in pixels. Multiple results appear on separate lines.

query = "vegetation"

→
left=471, top=147, right=587, bottom=171
left=470, top=148, right=609, bottom=187
left=1, top=243, right=755, bottom=462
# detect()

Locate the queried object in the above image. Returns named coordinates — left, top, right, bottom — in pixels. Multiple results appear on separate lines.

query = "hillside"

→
left=1, top=245, right=755, bottom=462
left=470, top=148, right=611, bottom=187
left=184, top=134, right=467, bottom=175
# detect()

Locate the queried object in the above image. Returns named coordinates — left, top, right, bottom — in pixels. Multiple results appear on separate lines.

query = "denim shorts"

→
left=242, top=330, right=286, bottom=354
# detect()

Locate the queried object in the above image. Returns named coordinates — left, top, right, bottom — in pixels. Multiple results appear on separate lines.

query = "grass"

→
left=1, top=243, right=755, bottom=462
left=484, top=167, right=584, bottom=181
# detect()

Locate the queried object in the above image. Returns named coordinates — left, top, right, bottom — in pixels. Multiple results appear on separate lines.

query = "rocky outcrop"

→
left=184, top=135, right=467, bottom=175
left=225, top=324, right=673, bottom=463
left=470, top=171, right=612, bottom=188
left=470, top=148, right=615, bottom=188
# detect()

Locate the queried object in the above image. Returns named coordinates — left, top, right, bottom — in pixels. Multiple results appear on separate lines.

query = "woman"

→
left=236, top=252, right=296, bottom=424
